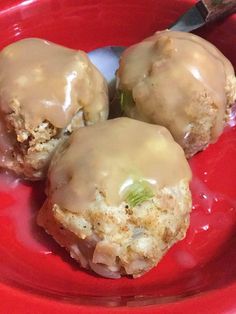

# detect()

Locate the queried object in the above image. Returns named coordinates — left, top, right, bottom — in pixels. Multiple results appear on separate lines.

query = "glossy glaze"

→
left=48, top=118, right=191, bottom=208
left=0, top=0, right=235, bottom=313
left=0, top=38, right=108, bottom=129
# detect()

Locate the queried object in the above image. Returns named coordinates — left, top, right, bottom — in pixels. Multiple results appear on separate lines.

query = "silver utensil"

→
left=88, top=0, right=236, bottom=86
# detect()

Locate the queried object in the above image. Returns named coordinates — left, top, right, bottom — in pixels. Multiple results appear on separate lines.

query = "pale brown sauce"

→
left=48, top=118, right=191, bottom=210
left=117, top=30, right=235, bottom=147
left=0, top=38, right=108, bottom=130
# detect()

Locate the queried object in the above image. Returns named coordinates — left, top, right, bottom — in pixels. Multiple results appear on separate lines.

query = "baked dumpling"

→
left=117, top=31, right=236, bottom=157
left=38, top=118, right=192, bottom=278
left=0, top=38, right=108, bottom=179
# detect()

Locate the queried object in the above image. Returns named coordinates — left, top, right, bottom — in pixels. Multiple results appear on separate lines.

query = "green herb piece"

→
left=124, top=181, right=154, bottom=207
left=118, top=90, right=135, bottom=112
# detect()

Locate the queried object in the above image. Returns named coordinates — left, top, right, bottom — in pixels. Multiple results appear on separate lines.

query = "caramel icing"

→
left=0, top=38, right=108, bottom=129
left=48, top=118, right=191, bottom=210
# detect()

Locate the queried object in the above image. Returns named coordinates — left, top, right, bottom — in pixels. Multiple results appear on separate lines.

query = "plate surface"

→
left=0, top=0, right=236, bottom=313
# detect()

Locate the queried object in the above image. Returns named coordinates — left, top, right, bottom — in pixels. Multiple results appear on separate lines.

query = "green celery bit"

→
left=124, top=181, right=154, bottom=207
left=118, top=90, right=135, bottom=112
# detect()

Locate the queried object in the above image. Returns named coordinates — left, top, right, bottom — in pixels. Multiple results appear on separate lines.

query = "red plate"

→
left=0, top=0, right=236, bottom=313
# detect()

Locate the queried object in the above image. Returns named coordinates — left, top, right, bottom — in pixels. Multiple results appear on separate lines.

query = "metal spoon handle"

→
left=200, top=0, right=236, bottom=22
left=170, top=0, right=236, bottom=32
